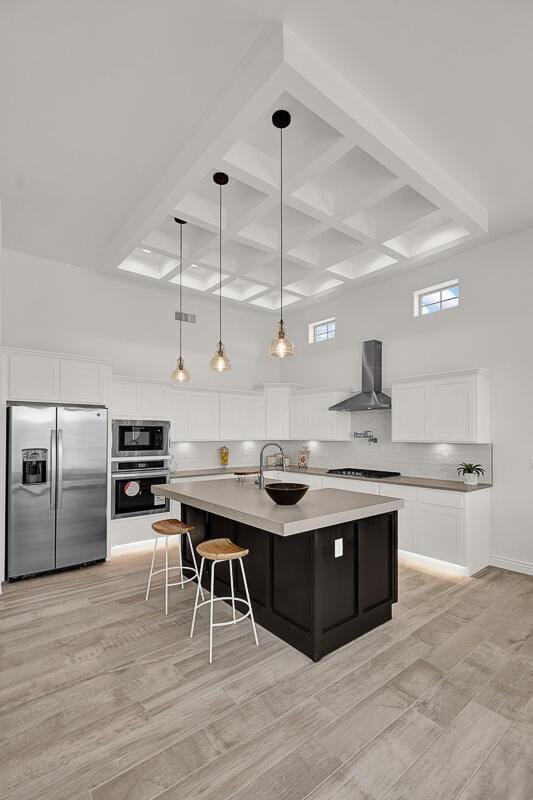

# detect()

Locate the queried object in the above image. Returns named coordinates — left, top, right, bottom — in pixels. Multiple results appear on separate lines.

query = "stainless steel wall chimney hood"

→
left=329, top=340, right=391, bottom=412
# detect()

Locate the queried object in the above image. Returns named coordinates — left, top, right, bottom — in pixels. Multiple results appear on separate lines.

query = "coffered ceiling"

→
left=116, top=28, right=487, bottom=312
left=3, top=1, right=533, bottom=313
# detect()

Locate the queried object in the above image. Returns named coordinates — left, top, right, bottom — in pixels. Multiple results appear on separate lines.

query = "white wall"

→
left=1, top=249, right=281, bottom=388
left=282, top=227, right=533, bottom=571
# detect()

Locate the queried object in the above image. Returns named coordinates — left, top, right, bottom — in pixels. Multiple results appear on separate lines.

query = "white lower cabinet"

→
left=396, top=502, right=418, bottom=553
left=321, top=477, right=379, bottom=494
left=417, top=503, right=463, bottom=564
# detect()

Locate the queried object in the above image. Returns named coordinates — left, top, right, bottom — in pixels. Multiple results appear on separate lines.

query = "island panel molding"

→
left=158, top=481, right=399, bottom=661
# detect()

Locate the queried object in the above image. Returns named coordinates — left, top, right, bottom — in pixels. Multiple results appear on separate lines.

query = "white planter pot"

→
left=463, top=473, right=479, bottom=486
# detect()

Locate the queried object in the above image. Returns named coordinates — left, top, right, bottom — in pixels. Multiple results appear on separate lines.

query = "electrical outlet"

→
left=334, top=538, right=343, bottom=558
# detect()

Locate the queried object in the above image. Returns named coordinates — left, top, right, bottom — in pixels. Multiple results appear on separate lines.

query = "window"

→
left=308, top=317, right=336, bottom=343
left=414, top=279, right=459, bottom=317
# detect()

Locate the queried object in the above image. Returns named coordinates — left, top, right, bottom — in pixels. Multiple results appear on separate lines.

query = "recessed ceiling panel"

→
left=250, top=290, right=301, bottom=310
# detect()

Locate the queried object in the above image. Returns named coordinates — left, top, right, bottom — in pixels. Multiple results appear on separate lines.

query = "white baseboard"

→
left=489, top=555, right=533, bottom=576
left=111, top=539, right=154, bottom=555
left=398, top=549, right=470, bottom=577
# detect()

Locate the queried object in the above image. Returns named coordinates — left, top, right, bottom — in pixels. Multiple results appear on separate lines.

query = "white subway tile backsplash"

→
left=170, top=409, right=492, bottom=482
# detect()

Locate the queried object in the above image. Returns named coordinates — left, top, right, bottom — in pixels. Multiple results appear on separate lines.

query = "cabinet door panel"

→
left=219, top=395, right=241, bottom=440
left=397, top=502, right=418, bottom=553
left=418, top=504, right=463, bottom=564
left=427, top=378, right=473, bottom=442
left=9, top=354, right=61, bottom=401
left=189, top=393, right=219, bottom=440
left=391, top=383, right=426, bottom=441
left=308, top=395, right=335, bottom=440
left=169, top=391, right=190, bottom=441
left=289, top=396, right=309, bottom=440
left=140, top=384, right=170, bottom=420
left=244, top=396, right=265, bottom=440
left=265, top=389, right=290, bottom=440
left=111, top=381, right=141, bottom=419
left=60, top=360, right=104, bottom=404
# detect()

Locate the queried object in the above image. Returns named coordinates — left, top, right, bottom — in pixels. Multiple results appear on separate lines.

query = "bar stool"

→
left=190, top=538, right=259, bottom=663
left=145, top=519, right=204, bottom=615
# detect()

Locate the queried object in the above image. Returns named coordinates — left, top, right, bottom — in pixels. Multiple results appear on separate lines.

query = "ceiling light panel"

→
left=288, top=228, right=366, bottom=268
left=250, top=290, right=301, bottom=310
left=213, top=278, right=266, bottom=301
left=170, top=263, right=227, bottom=292
left=117, top=249, right=177, bottom=280
left=328, top=251, right=398, bottom=280
left=343, top=186, right=438, bottom=240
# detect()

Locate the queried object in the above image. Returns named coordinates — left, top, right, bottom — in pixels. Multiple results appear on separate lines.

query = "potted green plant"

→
left=457, top=463, right=485, bottom=486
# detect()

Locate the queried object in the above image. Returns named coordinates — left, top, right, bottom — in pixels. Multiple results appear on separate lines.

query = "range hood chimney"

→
left=329, top=340, right=391, bottom=412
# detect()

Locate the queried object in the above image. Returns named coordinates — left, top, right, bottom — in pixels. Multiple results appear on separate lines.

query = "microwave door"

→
left=55, top=406, right=108, bottom=569
left=7, top=405, right=57, bottom=578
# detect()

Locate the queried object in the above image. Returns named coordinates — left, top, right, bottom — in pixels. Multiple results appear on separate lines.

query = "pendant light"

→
left=269, top=109, right=295, bottom=358
left=209, top=172, right=231, bottom=372
left=170, top=218, right=190, bottom=382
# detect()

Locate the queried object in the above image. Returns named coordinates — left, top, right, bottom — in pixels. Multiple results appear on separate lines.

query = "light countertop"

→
left=152, top=479, right=403, bottom=536
left=170, top=465, right=491, bottom=493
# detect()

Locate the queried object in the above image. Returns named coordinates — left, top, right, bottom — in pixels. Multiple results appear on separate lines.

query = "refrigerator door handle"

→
left=57, top=429, right=63, bottom=509
left=50, top=429, right=57, bottom=510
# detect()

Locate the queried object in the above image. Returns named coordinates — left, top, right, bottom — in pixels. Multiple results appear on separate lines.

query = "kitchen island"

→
left=152, top=479, right=403, bottom=661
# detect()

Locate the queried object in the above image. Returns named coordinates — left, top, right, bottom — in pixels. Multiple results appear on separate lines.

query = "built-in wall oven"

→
left=112, top=420, right=170, bottom=458
left=111, top=459, right=170, bottom=519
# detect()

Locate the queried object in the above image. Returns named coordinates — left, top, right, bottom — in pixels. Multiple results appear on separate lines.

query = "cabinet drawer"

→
left=321, top=477, right=379, bottom=494
left=416, top=488, right=464, bottom=509
left=377, top=483, right=418, bottom=502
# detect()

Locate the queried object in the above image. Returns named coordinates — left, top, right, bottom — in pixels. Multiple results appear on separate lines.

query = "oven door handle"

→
left=112, top=470, right=170, bottom=480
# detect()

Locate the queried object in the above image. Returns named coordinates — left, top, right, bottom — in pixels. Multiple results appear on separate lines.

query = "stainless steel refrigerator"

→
left=6, top=404, right=108, bottom=579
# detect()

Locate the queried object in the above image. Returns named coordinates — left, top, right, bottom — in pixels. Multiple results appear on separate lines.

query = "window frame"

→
left=308, top=316, right=336, bottom=344
left=414, top=279, right=460, bottom=318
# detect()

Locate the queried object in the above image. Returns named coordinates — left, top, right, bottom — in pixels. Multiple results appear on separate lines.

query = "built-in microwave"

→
left=111, top=420, right=170, bottom=458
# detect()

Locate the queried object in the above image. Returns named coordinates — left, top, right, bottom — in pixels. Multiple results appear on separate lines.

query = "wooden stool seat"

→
left=197, top=538, right=249, bottom=561
left=151, top=518, right=194, bottom=536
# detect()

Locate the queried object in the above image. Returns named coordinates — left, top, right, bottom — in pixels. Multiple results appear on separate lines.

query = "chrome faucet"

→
left=258, top=442, right=286, bottom=489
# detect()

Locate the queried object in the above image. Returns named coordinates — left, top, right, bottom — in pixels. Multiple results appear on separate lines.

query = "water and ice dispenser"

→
left=21, top=448, right=48, bottom=485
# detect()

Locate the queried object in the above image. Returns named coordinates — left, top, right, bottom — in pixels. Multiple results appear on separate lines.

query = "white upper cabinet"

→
left=391, top=384, right=427, bottom=441
left=264, top=387, right=291, bottom=440
left=169, top=390, right=190, bottom=441
left=189, top=392, right=220, bottom=441
left=60, top=360, right=107, bottom=404
left=391, top=369, right=490, bottom=443
left=8, top=353, right=61, bottom=402
left=3, top=349, right=111, bottom=406
left=111, top=379, right=141, bottom=419
left=140, top=383, right=171, bottom=420
left=290, top=390, right=351, bottom=441
left=220, top=393, right=265, bottom=441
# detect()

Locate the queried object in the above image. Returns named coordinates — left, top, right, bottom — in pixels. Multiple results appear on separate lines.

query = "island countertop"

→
left=151, top=479, right=403, bottom=536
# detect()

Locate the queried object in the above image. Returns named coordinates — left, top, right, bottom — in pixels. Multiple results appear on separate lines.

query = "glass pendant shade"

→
left=171, top=356, right=190, bottom=382
left=209, top=341, right=231, bottom=372
left=269, top=320, right=295, bottom=358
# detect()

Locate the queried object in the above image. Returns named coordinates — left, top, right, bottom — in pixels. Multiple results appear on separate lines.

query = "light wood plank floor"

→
left=0, top=548, right=532, bottom=800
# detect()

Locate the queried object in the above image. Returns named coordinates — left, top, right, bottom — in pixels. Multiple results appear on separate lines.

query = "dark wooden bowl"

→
left=264, top=482, right=309, bottom=505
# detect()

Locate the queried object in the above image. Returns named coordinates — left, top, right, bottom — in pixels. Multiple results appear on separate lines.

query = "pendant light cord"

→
left=280, top=126, right=284, bottom=325
left=179, top=222, right=183, bottom=361
left=219, top=183, right=222, bottom=347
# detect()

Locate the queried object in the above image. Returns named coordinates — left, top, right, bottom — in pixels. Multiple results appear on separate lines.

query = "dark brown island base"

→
left=151, top=479, right=403, bottom=662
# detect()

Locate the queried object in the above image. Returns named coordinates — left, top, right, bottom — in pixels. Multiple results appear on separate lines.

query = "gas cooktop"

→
left=327, top=468, right=401, bottom=479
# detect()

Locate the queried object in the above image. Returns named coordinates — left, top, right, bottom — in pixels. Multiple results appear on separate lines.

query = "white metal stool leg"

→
left=228, top=560, right=236, bottom=622
left=209, top=561, right=216, bottom=664
left=239, top=557, right=259, bottom=646
left=190, top=557, right=205, bottom=638
left=187, top=532, right=205, bottom=602
left=145, top=536, right=158, bottom=601
left=176, top=534, right=185, bottom=590
left=164, top=536, right=169, bottom=615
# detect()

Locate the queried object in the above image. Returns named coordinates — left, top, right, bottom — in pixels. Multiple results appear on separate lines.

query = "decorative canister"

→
left=220, top=446, right=229, bottom=466
left=298, top=446, right=310, bottom=470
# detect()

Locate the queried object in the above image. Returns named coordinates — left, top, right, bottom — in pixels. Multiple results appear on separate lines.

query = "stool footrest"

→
left=194, top=595, right=252, bottom=627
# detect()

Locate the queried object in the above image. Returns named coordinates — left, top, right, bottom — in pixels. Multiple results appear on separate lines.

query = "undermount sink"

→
left=264, top=482, right=309, bottom=505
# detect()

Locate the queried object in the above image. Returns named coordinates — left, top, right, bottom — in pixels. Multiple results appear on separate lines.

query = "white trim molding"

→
left=489, top=555, right=533, bottom=576
left=399, top=549, right=470, bottom=577
left=111, top=539, right=154, bottom=555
